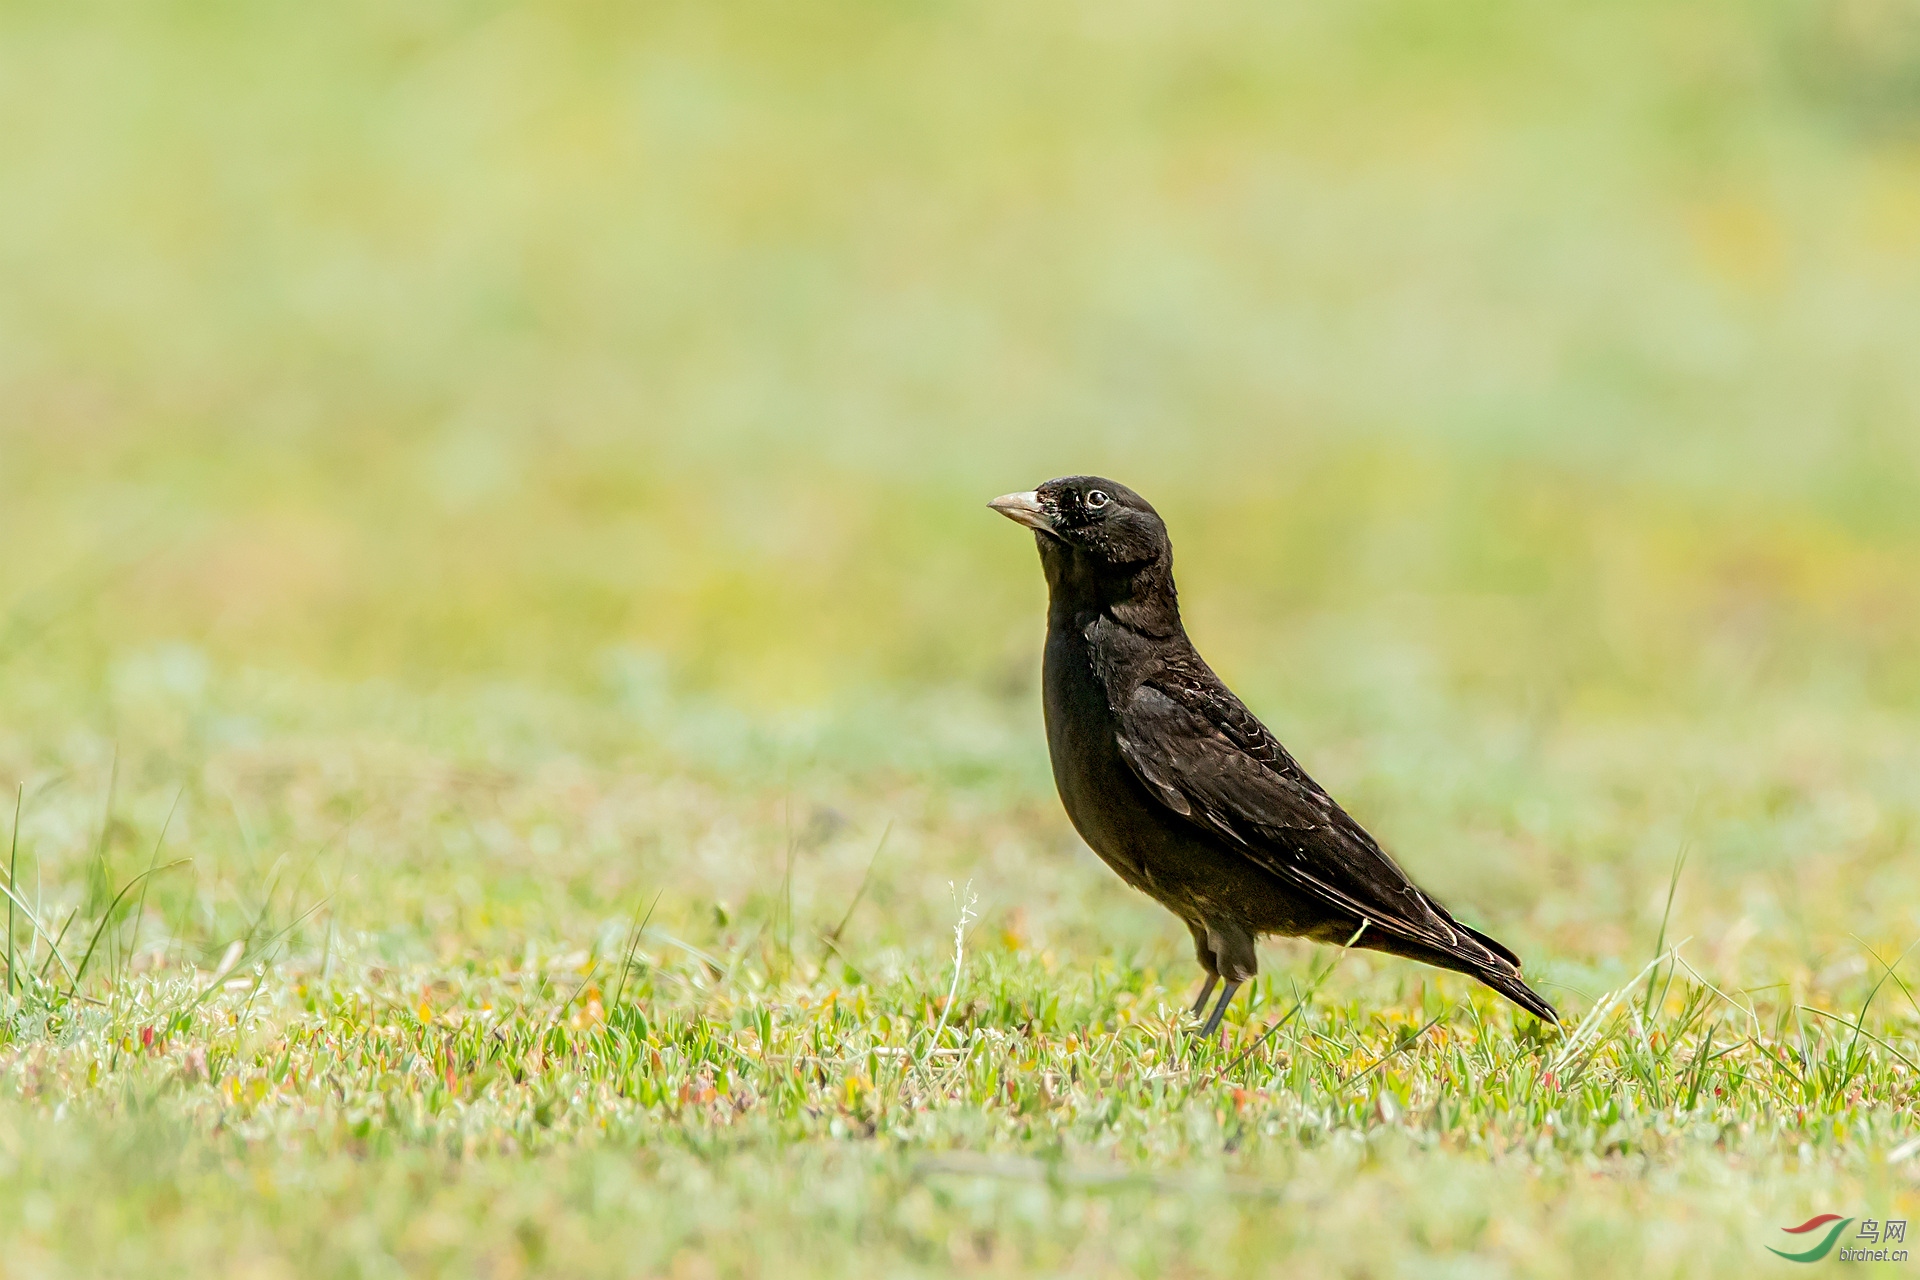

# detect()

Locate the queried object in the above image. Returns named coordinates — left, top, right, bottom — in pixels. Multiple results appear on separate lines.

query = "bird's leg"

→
left=1199, top=980, right=1242, bottom=1038
left=1188, top=973, right=1219, bottom=1019
left=1184, top=920, right=1221, bottom=1019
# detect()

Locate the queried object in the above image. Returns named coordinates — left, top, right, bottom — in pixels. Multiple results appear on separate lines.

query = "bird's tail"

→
left=1473, top=967, right=1559, bottom=1024
left=1455, top=922, right=1558, bottom=1024
left=1354, top=907, right=1560, bottom=1024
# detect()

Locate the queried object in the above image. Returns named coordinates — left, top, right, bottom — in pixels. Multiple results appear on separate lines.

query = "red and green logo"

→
left=1769, top=1214, right=1909, bottom=1263
left=1769, top=1215, right=1852, bottom=1262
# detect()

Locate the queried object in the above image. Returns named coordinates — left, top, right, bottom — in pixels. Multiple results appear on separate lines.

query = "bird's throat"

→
left=1039, top=541, right=1181, bottom=639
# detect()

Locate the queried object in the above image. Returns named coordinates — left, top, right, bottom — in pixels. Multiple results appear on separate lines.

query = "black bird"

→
left=990, top=476, right=1557, bottom=1035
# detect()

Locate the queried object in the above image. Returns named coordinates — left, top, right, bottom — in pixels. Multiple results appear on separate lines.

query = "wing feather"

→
left=1114, top=678, right=1485, bottom=960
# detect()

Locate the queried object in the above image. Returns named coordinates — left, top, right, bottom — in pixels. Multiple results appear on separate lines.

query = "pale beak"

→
left=988, top=490, right=1052, bottom=532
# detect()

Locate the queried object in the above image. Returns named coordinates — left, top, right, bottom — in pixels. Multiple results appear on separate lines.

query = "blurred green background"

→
left=3, top=0, right=1920, bottom=964
left=5, top=0, right=1918, bottom=686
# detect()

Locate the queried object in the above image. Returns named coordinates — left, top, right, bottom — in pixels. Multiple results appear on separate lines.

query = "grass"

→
left=0, top=674, right=1916, bottom=1277
left=4, top=933, right=1913, bottom=1276
left=5, top=0, right=1920, bottom=1274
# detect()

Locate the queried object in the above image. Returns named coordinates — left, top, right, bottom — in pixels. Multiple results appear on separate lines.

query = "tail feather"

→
left=1358, top=912, right=1560, bottom=1024
left=1457, top=921, right=1522, bottom=971
left=1475, top=968, right=1559, bottom=1024
left=1453, top=921, right=1558, bottom=1023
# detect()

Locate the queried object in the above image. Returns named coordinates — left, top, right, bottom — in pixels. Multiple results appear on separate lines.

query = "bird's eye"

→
left=1085, top=490, right=1110, bottom=510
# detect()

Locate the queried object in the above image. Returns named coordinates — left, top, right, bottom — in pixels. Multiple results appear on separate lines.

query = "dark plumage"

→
left=990, top=476, right=1557, bottom=1034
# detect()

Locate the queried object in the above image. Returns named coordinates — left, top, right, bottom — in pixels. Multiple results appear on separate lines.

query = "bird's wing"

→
left=1113, top=673, right=1508, bottom=964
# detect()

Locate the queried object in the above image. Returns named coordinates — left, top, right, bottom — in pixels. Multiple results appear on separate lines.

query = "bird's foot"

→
left=1197, top=980, right=1242, bottom=1038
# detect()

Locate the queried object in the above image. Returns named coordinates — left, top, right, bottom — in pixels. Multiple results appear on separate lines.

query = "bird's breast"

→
left=1040, top=617, right=1159, bottom=887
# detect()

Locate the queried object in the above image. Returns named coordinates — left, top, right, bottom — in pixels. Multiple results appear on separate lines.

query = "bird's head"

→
left=989, top=476, right=1178, bottom=628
